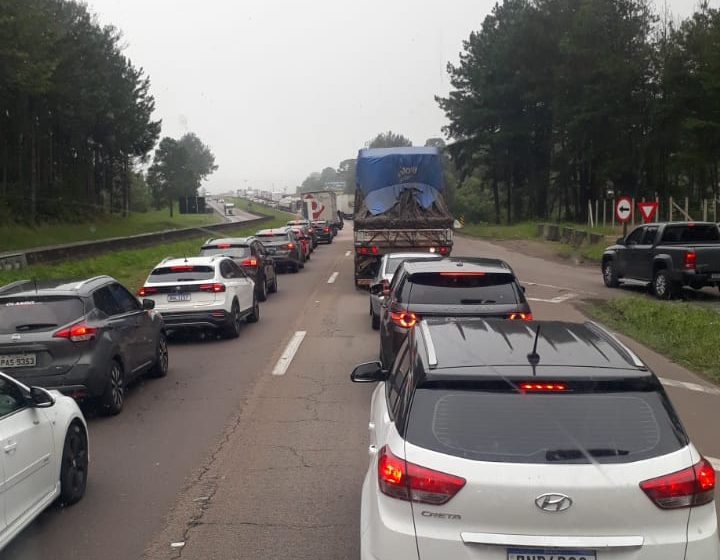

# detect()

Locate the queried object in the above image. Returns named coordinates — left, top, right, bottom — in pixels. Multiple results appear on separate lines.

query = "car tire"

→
left=602, top=260, right=619, bottom=288
left=224, top=301, right=242, bottom=338
left=653, top=269, right=676, bottom=300
left=258, top=277, right=268, bottom=302
left=59, top=422, right=88, bottom=506
left=247, top=298, right=260, bottom=323
left=100, top=359, right=125, bottom=416
left=291, top=263, right=299, bottom=273
left=371, top=310, right=380, bottom=330
left=147, top=332, right=169, bottom=378
left=269, top=274, right=278, bottom=293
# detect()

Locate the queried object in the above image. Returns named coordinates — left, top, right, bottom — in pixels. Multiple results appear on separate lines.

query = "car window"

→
left=641, top=226, right=658, bottom=245
left=386, top=342, right=411, bottom=420
left=229, top=261, right=246, bottom=278
left=93, top=286, right=122, bottom=316
left=148, top=265, right=215, bottom=282
left=0, top=378, right=26, bottom=418
left=660, top=224, right=720, bottom=243
left=257, top=233, right=290, bottom=242
left=220, top=260, right=236, bottom=279
left=0, top=296, right=85, bottom=334
left=108, top=283, right=140, bottom=313
left=405, top=272, right=519, bottom=305
left=625, top=227, right=645, bottom=245
left=200, top=246, right=251, bottom=259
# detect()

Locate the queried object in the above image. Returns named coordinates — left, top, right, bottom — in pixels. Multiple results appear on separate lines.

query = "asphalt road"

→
left=6, top=226, right=720, bottom=559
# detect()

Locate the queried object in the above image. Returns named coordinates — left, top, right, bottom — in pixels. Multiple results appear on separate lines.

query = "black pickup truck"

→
left=602, top=222, right=720, bottom=299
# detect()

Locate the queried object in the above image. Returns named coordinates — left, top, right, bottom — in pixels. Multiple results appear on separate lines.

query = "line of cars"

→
left=351, top=251, right=719, bottom=560
left=0, top=217, right=336, bottom=551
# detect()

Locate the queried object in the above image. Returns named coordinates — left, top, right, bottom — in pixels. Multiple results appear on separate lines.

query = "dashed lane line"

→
left=525, top=282, right=597, bottom=296
left=707, top=457, right=720, bottom=472
left=327, top=271, right=339, bottom=284
left=345, top=250, right=351, bottom=257
left=271, top=331, right=307, bottom=376
left=659, top=377, right=720, bottom=397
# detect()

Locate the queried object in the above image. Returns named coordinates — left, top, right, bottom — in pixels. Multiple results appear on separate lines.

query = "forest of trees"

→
left=439, top=0, right=720, bottom=224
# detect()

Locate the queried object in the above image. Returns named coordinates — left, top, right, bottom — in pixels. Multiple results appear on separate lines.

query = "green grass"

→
left=555, top=243, right=606, bottom=263
left=0, top=204, right=222, bottom=253
left=585, top=297, right=720, bottom=384
left=460, top=221, right=542, bottom=240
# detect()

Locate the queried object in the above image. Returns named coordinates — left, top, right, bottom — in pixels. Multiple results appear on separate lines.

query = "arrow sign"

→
left=615, top=196, right=633, bottom=223
left=637, top=201, right=658, bottom=224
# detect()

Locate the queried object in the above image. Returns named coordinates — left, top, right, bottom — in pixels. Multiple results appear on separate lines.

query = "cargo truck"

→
left=301, top=191, right=342, bottom=234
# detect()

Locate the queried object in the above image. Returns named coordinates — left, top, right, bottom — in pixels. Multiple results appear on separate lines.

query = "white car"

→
left=138, top=256, right=259, bottom=338
left=0, top=371, right=88, bottom=551
left=351, top=318, right=719, bottom=560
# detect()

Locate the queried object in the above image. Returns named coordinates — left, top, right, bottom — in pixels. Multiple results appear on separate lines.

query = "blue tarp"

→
left=356, top=147, right=444, bottom=215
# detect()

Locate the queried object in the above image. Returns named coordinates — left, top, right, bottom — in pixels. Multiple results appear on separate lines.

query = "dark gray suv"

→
left=0, top=276, right=168, bottom=415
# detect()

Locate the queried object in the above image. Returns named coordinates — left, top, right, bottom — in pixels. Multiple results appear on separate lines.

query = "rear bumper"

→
left=160, top=310, right=230, bottom=329
left=681, top=270, right=720, bottom=288
left=316, top=233, right=332, bottom=243
left=11, top=364, right=107, bottom=398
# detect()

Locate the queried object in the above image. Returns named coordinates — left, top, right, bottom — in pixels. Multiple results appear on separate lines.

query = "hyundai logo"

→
left=535, top=493, right=572, bottom=512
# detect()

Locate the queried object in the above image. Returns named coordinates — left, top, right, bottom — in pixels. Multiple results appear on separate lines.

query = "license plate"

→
left=167, top=293, right=191, bottom=302
left=711, top=273, right=720, bottom=280
left=0, top=353, right=37, bottom=368
left=507, top=548, right=596, bottom=560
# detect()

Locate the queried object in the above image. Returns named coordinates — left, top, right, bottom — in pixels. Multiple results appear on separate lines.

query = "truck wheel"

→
left=602, top=260, right=619, bottom=288
left=653, top=269, right=677, bottom=300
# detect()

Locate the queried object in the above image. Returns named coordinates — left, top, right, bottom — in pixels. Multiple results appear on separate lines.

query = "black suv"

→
left=256, top=228, right=304, bottom=273
left=376, top=257, right=532, bottom=367
left=0, top=276, right=168, bottom=415
left=311, top=220, right=333, bottom=244
left=200, top=237, right=278, bottom=301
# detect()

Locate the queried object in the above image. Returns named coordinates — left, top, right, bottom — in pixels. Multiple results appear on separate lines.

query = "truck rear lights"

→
left=378, top=446, right=465, bottom=505
left=438, top=246, right=450, bottom=255
left=390, top=311, right=417, bottom=328
left=509, top=312, right=533, bottom=321
left=684, top=250, right=697, bottom=270
left=520, top=382, right=567, bottom=392
left=199, top=283, right=226, bottom=293
left=357, top=246, right=379, bottom=256
left=241, top=257, right=258, bottom=267
left=640, top=458, right=715, bottom=509
left=137, top=286, right=158, bottom=297
left=54, top=322, right=97, bottom=342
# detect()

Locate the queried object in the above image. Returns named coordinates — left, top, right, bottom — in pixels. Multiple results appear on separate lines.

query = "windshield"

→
left=661, top=225, right=720, bottom=243
left=148, top=265, right=215, bottom=283
left=257, top=234, right=290, bottom=242
left=402, top=272, right=519, bottom=305
left=199, top=246, right=251, bottom=259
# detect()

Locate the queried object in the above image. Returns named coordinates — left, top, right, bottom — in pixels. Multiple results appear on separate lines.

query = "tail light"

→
left=199, top=283, right=226, bottom=293
left=217, top=243, right=232, bottom=249
left=640, top=458, right=715, bottom=509
left=241, top=257, right=258, bottom=267
left=438, top=246, right=450, bottom=255
left=509, top=312, right=533, bottom=321
left=138, top=286, right=158, bottom=297
left=390, top=311, right=417, bottom=328
left=323, top=227, right=330, bottom=233
left=684, top=250, right=697, bottom=270
left=378, top=446, right=465, bottom=505
left=287, top=243, right=295, bottom=250
left=357, top=246, right=379, bottom=256
left=54, top=322, right=97, bottom=342
left=520, top=382, right=567, bottom=392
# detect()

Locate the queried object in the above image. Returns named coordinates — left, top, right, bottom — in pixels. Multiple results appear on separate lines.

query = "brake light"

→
left=684, top=250, right=696, bottom=270
left=137, top=286, right=158, bottom=297
left=323, top=227, right=330, bottom=233
left=199, top=283, right=226, bottom=293
left=241, top=257, right=258, bottom=267
left=357, top=246, right=378, bottom=256
left=378, top=446, right=465, bottom=505
left=640, top=458, right=715, bottom=509
left=509, top=312, right=533, bottom=321
left=520, top=382, right=567, bottom=392
left=439, top=272, right=486, bottom=277
left=287, top=243, right=295, bottom=250
left=438, top=246, right=450, bottom=255
left=54, top=322, right=97, bottom=342
left=217, top=243, right=231, bottom=249
left=390, top=311, right=417, bottom=328
left=170, top=265, right=193, bottom=272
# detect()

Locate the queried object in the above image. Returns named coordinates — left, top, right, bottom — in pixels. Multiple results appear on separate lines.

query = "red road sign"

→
left=615, top=196, right=633, bottom=223
left=637, top=201, right=658, bottom=224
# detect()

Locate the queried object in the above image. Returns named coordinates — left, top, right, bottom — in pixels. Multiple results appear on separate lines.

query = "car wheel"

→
left=100, top=359, right=125, bottom=416
left=247, top=297, right=260, bottom=323
left=258, top=276, right=268, bottom=302
left=653, top=269, right=676, bottom=300
left=224, top=301, right=241, bottom=338
left=291, top=262, right=299, bottom=273
left=371, top=309, right=380, bottom=330
left=59, top=422, right=88, bottom=506
left=602, top=260, right=619, bottom=288
left=269, top=273, right=278, bottom=293
left=147, top=332, right=169, bottom=378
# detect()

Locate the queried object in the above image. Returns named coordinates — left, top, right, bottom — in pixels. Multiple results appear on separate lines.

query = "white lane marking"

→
left=527, top=293, right=578, bottom=304
left=271, top=331, right=307, bottom=376
left=659, top=377, right=720, bottom=396
left=525, top=282, right=597, bottom=296
left=345, top=250, right=351, bottom=257
left=707, top=457, right=720, bottom=472
left=327, top=271, right=339, bottom=284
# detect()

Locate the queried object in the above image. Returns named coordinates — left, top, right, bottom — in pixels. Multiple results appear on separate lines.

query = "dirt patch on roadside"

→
left=490, top=238, right=597, bottom=268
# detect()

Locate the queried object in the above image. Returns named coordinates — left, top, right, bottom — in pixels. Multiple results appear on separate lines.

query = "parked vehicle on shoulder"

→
left=199, top=237, right=278, bottom=301
left=0, top=370, right=89, bottom=552
left=0, top=276, right=168, bottom=415
left=351, top=318, right=719, bottom=560
left=311, top=220, right=333, bottom=244
left=139, top=256, right=259, bottom=339
left=602, top=222, right=720, bottom=299
left=377, top=257, right=531, bottom=368
left=256, top=228, right=304, bottom=273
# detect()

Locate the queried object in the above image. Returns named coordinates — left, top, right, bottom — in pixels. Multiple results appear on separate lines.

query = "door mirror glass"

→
left=370, top=283, right=384, bottom=295
left=29, top=386, right=55, bottom=408
left=616, top=237, right=625, bottom=245
left=351, top=361, right=388, bottom=383
left=142, top=299, right=155, bottom=310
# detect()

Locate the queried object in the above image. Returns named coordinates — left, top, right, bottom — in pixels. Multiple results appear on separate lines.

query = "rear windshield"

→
left=199, top=246, right=250, bottom=259
left=401, top=272, right=519, bottom=305
left=257, top=234, right=290, bottom=242
left=406, top=389, right=686, bottom=464
left=660, top=224, right=720, bottom=243
left=148, top=265, right=215, bottom=282
left=0, top=296, right=85, bottom=334
left=386, top=256, right=440, bottom=278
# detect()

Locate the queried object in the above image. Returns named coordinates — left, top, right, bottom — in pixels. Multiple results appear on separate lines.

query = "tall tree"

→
left=368, top=131, right=413, bottom=149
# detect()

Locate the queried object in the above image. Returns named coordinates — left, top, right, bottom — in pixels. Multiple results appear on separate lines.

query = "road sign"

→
left=637, top=201, right=658, bottom=224
left=615, top=196, right=633, bottom=223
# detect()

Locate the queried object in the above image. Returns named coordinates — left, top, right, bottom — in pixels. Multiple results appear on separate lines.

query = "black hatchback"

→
left=0, top=276, right=168, bottom=415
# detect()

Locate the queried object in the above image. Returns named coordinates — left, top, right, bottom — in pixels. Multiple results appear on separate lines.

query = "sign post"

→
left=637, top=201, right=659, bottom=224
left=615, top=196, right=633, bottom=237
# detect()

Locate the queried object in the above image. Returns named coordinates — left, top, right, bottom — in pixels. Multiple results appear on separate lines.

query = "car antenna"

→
left=527, top=325, right=541, bottom=371
left=34, top=278, right=38, bottom=295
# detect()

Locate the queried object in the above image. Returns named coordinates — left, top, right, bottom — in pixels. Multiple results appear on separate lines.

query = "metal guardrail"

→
left=0, top=215, right=272, bottom=270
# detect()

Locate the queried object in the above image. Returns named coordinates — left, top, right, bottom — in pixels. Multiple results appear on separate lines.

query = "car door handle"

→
left=368, top=445, right=378, bottom=456
left=4, top=441, right=17, bottom=454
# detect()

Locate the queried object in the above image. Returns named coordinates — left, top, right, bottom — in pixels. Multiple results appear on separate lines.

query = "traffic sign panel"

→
left=637, top=201, right=658, bottom=224
left=615, top=196, right=633, bottom=223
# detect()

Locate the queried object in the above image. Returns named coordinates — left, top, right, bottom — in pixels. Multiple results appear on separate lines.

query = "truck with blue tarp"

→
left=353, top=147, right=454, bottom=287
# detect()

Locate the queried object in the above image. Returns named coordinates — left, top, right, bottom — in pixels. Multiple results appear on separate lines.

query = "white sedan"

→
left=0, top=371, right=88, bottom=551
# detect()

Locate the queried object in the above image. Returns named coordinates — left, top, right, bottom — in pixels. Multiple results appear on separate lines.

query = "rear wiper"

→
left=546, top=448, right=629, bottom=461
left=15, top=323, right=58, bottom=332
left=460, top=299, right=496, bottom=304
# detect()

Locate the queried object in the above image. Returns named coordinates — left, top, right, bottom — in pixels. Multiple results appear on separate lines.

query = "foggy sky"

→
left=85, top=0, right=711, bottom=194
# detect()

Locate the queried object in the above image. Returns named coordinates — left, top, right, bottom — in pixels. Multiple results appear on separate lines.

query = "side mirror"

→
left=616, top=237, right=625, bottom=245
left=142, top=299, right=156, bottom=310
left=521, top=285, right=526, bottom=293
left=29, top=386, right=55, bottom=408
left=351, top=361, right=388, bottom=383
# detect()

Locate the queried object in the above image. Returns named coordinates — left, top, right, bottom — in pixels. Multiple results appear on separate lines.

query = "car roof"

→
left=417, top=318, right=647, bottom=379
left=154, top=256, right=225, bottom=268
left=384, top=252, right=444, bottom=261
left=203, top=237, right=254, bottom=246
left=0, top=276, right=115, bottom=298
left=256, top=228, right=291, bottom=235
left=401, top=257, right=513, bottom=276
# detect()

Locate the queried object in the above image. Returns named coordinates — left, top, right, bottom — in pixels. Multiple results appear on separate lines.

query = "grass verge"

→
left=584, top=297, right=720, bottom=384
left=0, top=204, right=222, bottom=253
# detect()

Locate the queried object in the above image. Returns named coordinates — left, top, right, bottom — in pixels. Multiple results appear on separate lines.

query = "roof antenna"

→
left=33, top=278, right=38, bottom=295
left=527, top=325, right=541, bottom=370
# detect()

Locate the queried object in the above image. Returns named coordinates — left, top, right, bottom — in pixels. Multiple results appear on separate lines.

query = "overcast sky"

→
left=85, top=0, right=711, bottom=194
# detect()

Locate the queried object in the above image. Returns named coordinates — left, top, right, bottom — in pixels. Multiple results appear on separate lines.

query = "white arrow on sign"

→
left=616, top=197, right=632, bottom=222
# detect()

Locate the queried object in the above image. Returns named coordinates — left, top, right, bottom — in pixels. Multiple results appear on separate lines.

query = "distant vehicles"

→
left=336, top=192, right=354, bottom=220
left=224, top=202, right=234, bottom=215
left=287, top=220, right=317, bottom=249
left=289, top=227, right=312, bottom=262
left=256, top=228, right=304, bottom=273
left=311, top=220, right=333, bottom=244
left=302, top=191, right=342, bottom=234
left=602, top=222, right=720, bottom=299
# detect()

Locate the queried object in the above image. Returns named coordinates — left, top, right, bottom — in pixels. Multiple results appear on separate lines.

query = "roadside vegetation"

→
left=586, top=297, right=720, bottom=384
